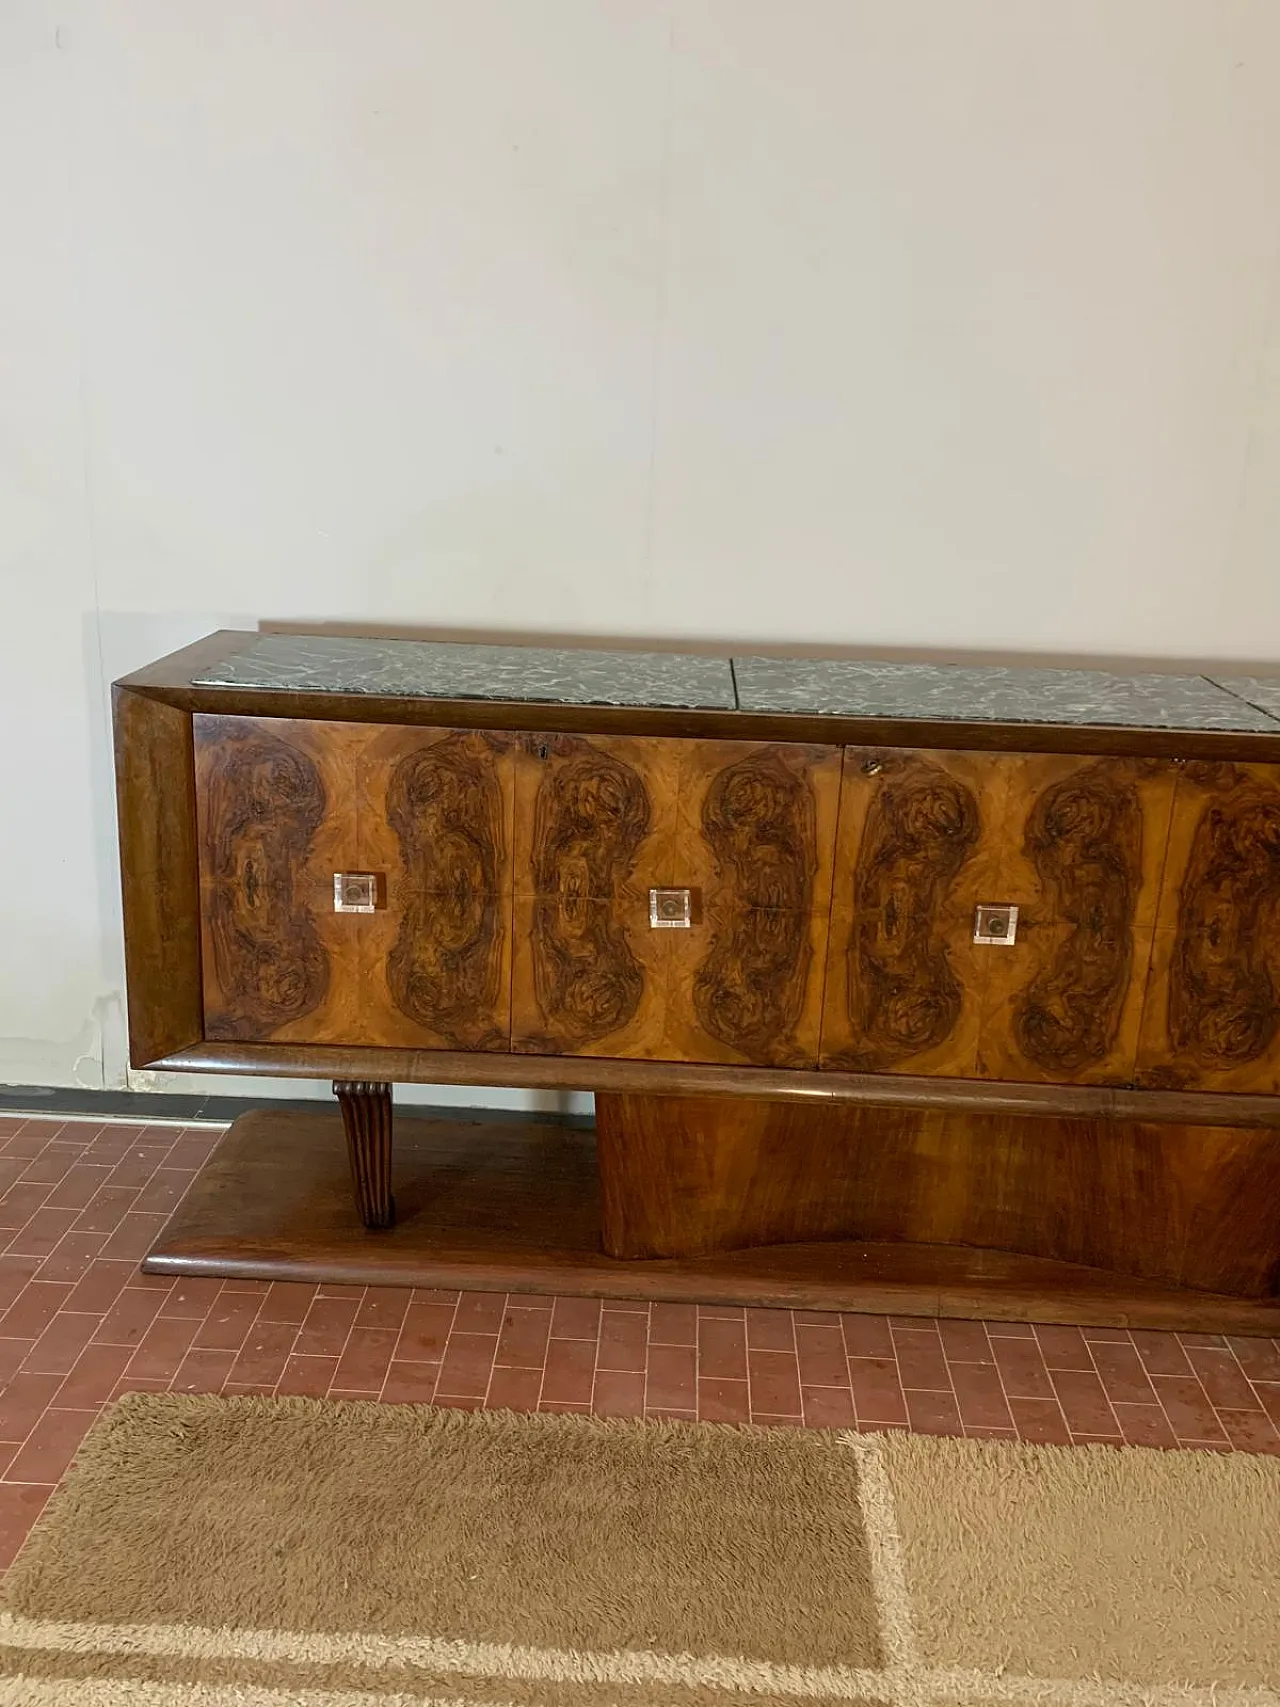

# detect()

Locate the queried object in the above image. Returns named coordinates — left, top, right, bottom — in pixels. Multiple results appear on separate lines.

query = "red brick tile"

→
left=1217, top=1409, right=1280, bottom=1454
left=649, top=1303, right=697, bottom=1345
left=227, top=1320, right=299, bottom=1387
left=699, top=1377, right=751, bottom=1422
left=353, top=1288, right=413, bottom=1333
left=99, top=1213, right=168, bottom=1261
left=454, top=1292, right=509, bottom=1334
left=0, top=1183, right=55, bottom=1228
left=646, top=1344, right=697, bottom=1410
left=952, top=1363, right=1014, bottom=1431
left=964, top=1426, right=1018, bottom=1440
left=991, top=1335, right=1054, bottom=1400
left=381, top=1361, right=439, bottom=1404
left=1150, top=1375, right=1229, bottom=1444
left=802, top=1385, right=855, bottom=1428
left=485, top=1364, right=543, bottom=1411
left=539, top=1336, right=595, bottom=1406
left=274, top=1355, right=339, bottom=1397
left=1111, top=1402, right=1179, bottom=1449
left=73, top=1187, right=139, bottom=1237
left=0, top=1340, right=36, bottom=1382
left=6, top=1407, right=96, bottom=1484
left=0, top=1371, right=66, bottom=1441
left=745, top=1308, right=795, bottom=1353
left=34, top=1231, right=108, bottom=1284
left=55, top=1343, right=135, bottom=1408
left=939, top=1319, right=992, bottom=1363
left=0, top=1261, right=42, bottom=1313
left=104, top=1150, right=167, bottom=1190
left=796, top=1325, right=848, bottom=1388
left=171, top=1348, right=236, bottom=1393
left=840, top=1315, right=893, bottom=1358
left=889, top=1314, right=937, bottom=1334
left=699, top=1316, right=748, bottom=1381
left=18, top=1147, right=79, bottom=1185
left=44, top=1166, right=114, bottom=1212
left=7, top=1207, right=83, bottom=1259
left=747, top=1349, right=803, bottom=1419
left=1090, top=1339, right=1157, bottom=1405
left=1051, top=1369, right=1119, bottom=1437
left=63, top=1260, right=140, bottom=1316
left=436, top=1332, right=500, bottom=1400
left=904, top=1388, right=963, bottom=1436
left=127, top=1316, right=201, bottom=1382
left=596, top=1309, right=647, bottom=1373
left=550, top=1295, right=601, bottom=1340
left=1, top=1282, right=73, bottom=1340
left=131, top=1169, right=197, bottom=1215
left=94, top=1287, right=167, bottom=1347
left=0, top=1484, right=54, bottom=1571
left=1034, top=1325, right=1094, bottom=1370
left=1130, top=1329, right=1194, bottom=1377
left=495, top=1307, right=552, bottom=1370
left=23, top=1311, right=100, bottom=1376
left=893, top=1330, right=950, bottom=1392
left=1081, top=1326, right=1131, bottom=1343
left=397, top=1302, right=457, bottom=1362
left=333, top=1329, right=398, bottom=1394
left=293, top=1298, right=359, bottom=1359
left=257, top=1282, right=318, bottom=1325
left=1185, top=1347, right=1262, bottom=1412
left=1008, top=1396, right=1072, bottom=1444
left=1177, top=1332, right=1227, bottom=1348
left=591, top=1369, right=645, bottom=1418
left=411, top=1287, right=460, bottom=1307
left=192, top=1294, right=265, bottom=1353
left=849, top=1357, right=908, bottom=1427
left=699, top=1304, right=746, bottom=1322
left=1227, top=1337, right=1280, bottom=1384
left=224, top=1382, right=277, bottom=1398
left=1257, top=1384, right=1280, bottom=1428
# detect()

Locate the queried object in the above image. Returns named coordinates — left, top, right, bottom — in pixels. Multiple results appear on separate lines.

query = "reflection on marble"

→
left=1208, top=676, right=1280, bottom=725
left=733, top=657, right=1280, bottom=732
left=193, top=633, right=736, bottom=710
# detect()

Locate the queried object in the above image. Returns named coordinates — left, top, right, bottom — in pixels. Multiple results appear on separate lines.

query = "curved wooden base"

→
left=595, top=1093, right=1280, bottom=1298
left=333, top=1080, right=395, bottom=1229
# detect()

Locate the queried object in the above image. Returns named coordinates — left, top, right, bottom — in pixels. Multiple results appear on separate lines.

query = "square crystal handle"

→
left=973, top=903, right=1018, bottom=945
left=334, top=873, right=379, bottom=914
left=650, top=888, right=693, bottom=929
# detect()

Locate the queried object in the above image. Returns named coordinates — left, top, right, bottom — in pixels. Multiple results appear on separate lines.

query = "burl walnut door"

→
left=194, top=716, right=514, bottom=1048
left=510, top=734, right=840, bottom=1065
left=820, top=747, right=1176, bottom=1085
left=1137, top=761, right=1280, bottom=1092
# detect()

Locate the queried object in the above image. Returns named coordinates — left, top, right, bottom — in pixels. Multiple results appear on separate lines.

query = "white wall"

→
left=4, top=0, right=1280, bottom=1096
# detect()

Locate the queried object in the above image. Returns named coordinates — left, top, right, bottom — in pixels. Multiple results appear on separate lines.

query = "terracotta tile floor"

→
left=0, top=1113, right=1279, bottom=1568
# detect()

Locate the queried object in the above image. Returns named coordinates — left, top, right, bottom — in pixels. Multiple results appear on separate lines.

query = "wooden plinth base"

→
left=144, top=1107, right=1280, bottom=1332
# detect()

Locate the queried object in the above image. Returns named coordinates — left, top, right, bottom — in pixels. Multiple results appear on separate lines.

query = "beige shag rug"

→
left=0, top=1393, right=1278, bottom=1705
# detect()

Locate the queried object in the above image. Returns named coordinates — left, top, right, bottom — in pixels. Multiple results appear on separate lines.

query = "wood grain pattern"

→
left=1139, top=762, right=1280, bottom=1091
left=381, top=732, right=510, bottom=1048
left=512, top=736, right=838, bottom=1064
left=821, top=748, right=1003, bottom=1074
left=195, top=717, right=334, bottom=1040
left=113, top=689, right=204, bottom=1065
left=975, top=756, right=1175, bottom=1085
left=595, top=1091, right=1280, bottom=1297
left=333, top=1079, right=395, bottom=1229
left=145, top=1104, right=1280, bottom=1332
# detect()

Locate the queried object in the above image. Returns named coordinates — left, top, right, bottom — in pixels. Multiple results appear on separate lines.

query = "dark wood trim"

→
left=115, top=630, right=1280, bottom=764
left=142, top=1106, right=1280, bottom=1333
left=112, top=687, right=203, bottom=1063
left=152, top=1039, right=1280, bottom=1129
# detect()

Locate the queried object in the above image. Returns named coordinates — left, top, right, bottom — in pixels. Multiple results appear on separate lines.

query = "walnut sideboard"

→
left=113, top=631, right=1280, bottom=1330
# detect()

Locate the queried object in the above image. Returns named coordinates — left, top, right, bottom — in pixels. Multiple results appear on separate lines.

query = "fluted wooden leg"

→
left=333, top=1080, right=395, bottom=1230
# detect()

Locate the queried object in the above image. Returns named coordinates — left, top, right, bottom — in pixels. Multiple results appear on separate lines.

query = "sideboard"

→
left=113, top=631, right=1280, bottom=1329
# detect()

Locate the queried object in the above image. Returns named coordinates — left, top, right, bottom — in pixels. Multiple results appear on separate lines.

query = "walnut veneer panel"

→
left=595, top=1091, right=1280, bottom=1296
left=510, top=735, right=841, bottom=1065
left=821, top=748, right=1176, bottom=1085
left=194, top=716, right=515, bottom=1049
left=1137, top=761, right=1280, bottom=1092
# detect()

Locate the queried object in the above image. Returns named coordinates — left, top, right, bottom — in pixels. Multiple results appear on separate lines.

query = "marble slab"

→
left=1208, top=676, right=1280, bottom=726
left=732, top=657, right=1280, bottom=732
left=192, top=633, right=736, bottom=711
